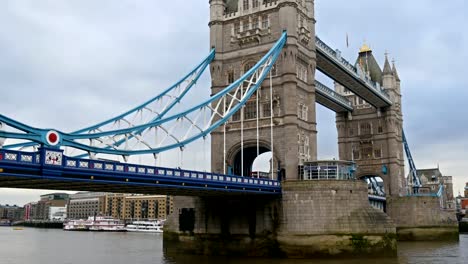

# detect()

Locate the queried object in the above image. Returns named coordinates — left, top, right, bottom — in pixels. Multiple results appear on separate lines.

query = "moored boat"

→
left=125, top=220, right=163, bottom=233
left=64, top=216, right=125, bottom=232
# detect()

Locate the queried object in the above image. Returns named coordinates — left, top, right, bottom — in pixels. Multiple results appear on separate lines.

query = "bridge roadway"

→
left=315, top=36, right=392, bottom=109
left=0, top=148, right=280, bottom=196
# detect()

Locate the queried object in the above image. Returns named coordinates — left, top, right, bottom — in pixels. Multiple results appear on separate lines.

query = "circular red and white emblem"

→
left=46, top=130, right=60, bottom=146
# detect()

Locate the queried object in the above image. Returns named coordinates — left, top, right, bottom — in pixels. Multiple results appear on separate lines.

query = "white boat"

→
left=64, top=216, right=125, bottom=232
left=87, top=216, right=126, bottom=232
left=125, top=220, right=163, bottom=233
left=63, top=219, right=90, bottom=231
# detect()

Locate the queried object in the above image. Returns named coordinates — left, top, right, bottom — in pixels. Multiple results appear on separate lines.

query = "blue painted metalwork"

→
left=2, top=50, right=215, bottom=150
left=402, top=130, right=422, bottom=193
left=0, top=32, right=287, bottom=156
left=0, top=148, right=281, bottom=195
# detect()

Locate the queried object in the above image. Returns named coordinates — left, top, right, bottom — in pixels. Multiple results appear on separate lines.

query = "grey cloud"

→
left=1, top=0, right=467, bottom=202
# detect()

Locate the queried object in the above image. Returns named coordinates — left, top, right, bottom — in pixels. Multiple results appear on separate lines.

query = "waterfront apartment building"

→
left=0, top=204, right=24, bottom=221
left=24, top=193, right=69, bottom=220
left=105, top=194, right=173, bottom=220
left=67, top=192, right=107, bottom=219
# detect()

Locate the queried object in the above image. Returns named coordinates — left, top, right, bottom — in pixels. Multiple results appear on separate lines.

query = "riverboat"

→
left=64, top=216, right=125, bottom=232
left=125, top=220, right=163, bottom=233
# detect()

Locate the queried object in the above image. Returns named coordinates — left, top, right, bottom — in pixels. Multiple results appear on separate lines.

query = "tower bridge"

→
left=0, top=0, right=459, bottom=258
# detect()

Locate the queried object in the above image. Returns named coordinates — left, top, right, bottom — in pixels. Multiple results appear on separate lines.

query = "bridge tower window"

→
left=244, top=101, right=257, bottom=120
left=374, top=146, right=382, bottom=158
left=252, top=0, right=259, bottom=8
left=242, top=19, right=250, bottom=31
left=252, top=17, right=259, bottom=29
left=227, top=70, right=235, bottom=84
left=262, top=102, right=271, bottom=117
left=234, top=22, right=240, bottom=34
left=360, top=122, right=372, bottom=135
left=243, top=0, right=249, bottom=10
left=353, top=147, right=360, bottom=160
left=261, top=15, right=269, bottom=29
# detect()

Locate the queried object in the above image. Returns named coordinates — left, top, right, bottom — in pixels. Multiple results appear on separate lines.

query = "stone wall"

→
left=277, top=180, right=396, bottom=257
left=164, top=180, right=398, bottom=258
left=387, top=196, right=459, bottom=240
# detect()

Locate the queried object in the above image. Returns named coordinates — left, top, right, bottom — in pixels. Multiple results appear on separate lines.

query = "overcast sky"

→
left=1, top=0, right=467, bottom=205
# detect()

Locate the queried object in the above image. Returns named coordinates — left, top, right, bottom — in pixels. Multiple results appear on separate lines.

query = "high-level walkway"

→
left=315, top=36, right=392, bottom=108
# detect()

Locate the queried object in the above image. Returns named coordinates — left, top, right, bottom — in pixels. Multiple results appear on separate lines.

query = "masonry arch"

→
left=227, top=140, right=280, bottom=179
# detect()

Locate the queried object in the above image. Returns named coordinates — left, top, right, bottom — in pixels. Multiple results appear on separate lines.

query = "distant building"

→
left=23, top=202, right=37, bottom=220
left=26, top=193, right=69, bottom=220
left=0, top=204, right=24, bottom=221
left=465, top=182, right=468, bottom=198
left=413, top=168, right=455, bottom=210
left=105, top=194, right=173, bottom=220
left=67, top=192, right=107, bottom=219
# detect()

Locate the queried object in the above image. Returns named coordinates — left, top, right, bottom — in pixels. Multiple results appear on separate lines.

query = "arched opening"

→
left=360, top=175, right=385, bottom=196
left=360, top=175, right=386, bottom=212
left=232, top=146, right=269, bottom=177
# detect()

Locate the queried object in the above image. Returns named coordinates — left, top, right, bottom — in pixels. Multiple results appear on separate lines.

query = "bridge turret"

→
left=392, top=60, right=401, bottom=91
left=382, top=55, right=395, bottom=90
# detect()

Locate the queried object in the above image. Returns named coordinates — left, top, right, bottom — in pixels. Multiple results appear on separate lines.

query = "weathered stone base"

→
left=163, top=232, right=397, bottom=258
left=164, top=232, right=281, bottom=257
left=276, top=233, right=397, bottom=258
left=387, top=196, right=459, bottom=241
left=164, top=180, right=397, bottom=258
left=396, top=227, right=459, bottom=241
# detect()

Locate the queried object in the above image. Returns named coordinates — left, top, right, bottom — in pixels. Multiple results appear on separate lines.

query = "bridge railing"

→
left=314, top=80, right=353, bottom=109
left=315, top=36, right=391, bottom=102
left=0, top=149, right=280, bottom=189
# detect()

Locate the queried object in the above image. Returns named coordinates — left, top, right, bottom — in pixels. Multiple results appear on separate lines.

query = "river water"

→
left=0, top=228, right=467, bottom=264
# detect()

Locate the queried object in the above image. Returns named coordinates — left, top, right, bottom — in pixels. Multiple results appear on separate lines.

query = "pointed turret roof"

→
left=355, top=43, right=382, bottom=84
left=383, top=55, right=392, bottom=75
left=392, top=60, right=400, bottom=82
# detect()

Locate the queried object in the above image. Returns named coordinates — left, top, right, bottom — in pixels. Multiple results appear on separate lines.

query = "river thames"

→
left=0, top=228, right=466, bottom=264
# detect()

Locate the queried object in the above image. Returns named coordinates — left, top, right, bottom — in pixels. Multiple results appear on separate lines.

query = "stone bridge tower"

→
left=335, top=45, right=405, bottom=196
left=209, top=0, right=317, bottom=180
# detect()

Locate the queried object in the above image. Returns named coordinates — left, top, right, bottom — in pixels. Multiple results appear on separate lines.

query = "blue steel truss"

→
left=2, top=49, right=216, bottom=151
left=402, top=130, right=422, bottom=193
left=0, top=32, right=287, bottom=157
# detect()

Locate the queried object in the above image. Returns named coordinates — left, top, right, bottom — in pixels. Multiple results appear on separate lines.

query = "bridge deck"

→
left=315, top=80, right=353, bottom=113
left=0, top=148, right=280, bottom=196
left=315, top=37, right=392, bottom=109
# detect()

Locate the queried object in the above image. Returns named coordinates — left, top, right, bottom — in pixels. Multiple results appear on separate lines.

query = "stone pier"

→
left=164, top=180, right=397, bottom=258
left=387, top=196, right=459, bottom=241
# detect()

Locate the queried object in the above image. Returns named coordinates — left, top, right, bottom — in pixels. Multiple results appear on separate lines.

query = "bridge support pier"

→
left=164, top=180, right=397, bottom=258
left=386, top=196, right=459, bottom=241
